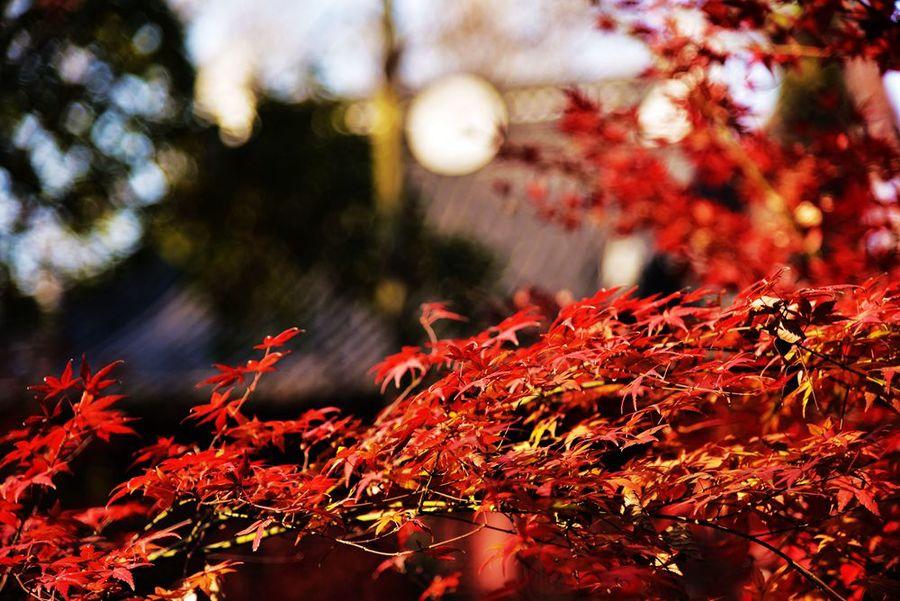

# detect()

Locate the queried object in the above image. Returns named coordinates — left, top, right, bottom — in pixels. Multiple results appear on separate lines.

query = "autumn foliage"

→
left=2, top=1, right=900, bottom=600
left=510, top=0, right=898, bottom=289
left=0, top=277, right=898, bottom=599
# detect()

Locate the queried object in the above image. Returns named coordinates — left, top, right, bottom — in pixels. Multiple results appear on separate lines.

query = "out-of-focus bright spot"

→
left=884, top=71, right=900, bottom=121
left=132, top=23, right=163, bottom=55
left=672, top=8, right=707, bottom=40
left=157, top=145, right=196, bottom=182
left=5, top=208, right=143, bottom=308
left=405, top=74, right=507, bottom=176
left=711, top=55, right=780, bottom=129
left=63, top=102, right=94, bottom=136
left=343, top=100, right=377, bottom=135
left=871, top=174, right=898, bottom=203
left=91, top=110, right=126, bottom=155
left=374, top=277, right=407, bottom=315
left=56, top=45, right=94, bottom=84
left=129, top=161, right=168, bottom=205
left=865, top=228, right=896, bottom=256
left=194, top=51, right=257, bottom=146
left=4, top=0, right=30, bottom=19
left=14, top=113, right=91, bottom=197
left=601, top=235, right=648, bottom=288
left=793, top=201, right=822, bottom=228
left=111, top=72, right=172, bottom=119
left=637, top=79, right=691, bottom=144
left=0, top=168, right=21, bottom=233
left=33, top=272, right=63, bottom=311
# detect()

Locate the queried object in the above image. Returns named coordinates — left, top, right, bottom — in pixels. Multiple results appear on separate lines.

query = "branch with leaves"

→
left=0, top=275, right=897, bottom=600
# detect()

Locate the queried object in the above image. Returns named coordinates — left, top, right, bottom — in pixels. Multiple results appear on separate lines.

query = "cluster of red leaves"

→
left=1, top=274, right=897, bottom=599
left=0, top=359, right=158, bottom=598
left=504, top=1, right=899, bottom=289
left=699, top=0, right=898, bottom=70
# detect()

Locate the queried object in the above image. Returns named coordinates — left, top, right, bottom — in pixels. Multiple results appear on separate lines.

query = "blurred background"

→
left=2, top=0, right=898, bottom=404
left=0, top=0, right=651, bottom=404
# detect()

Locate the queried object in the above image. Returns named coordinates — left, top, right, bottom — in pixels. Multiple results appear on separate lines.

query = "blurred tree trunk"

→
left=843, top=58, right=899, bottom=149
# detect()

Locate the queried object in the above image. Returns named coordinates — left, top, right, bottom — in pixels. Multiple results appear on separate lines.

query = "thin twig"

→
left=652, top=513, right=846, bottom=601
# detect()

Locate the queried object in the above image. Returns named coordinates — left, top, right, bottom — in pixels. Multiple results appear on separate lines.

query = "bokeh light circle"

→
left=637, top=79, right=692, bottom=144
left=405, top=74, right=507, bottom=176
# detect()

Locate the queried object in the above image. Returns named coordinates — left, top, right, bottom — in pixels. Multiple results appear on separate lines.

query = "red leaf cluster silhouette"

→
left=503, top=1, right=898, bottom=289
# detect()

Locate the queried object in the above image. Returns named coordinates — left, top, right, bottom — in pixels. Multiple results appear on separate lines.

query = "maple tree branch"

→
left=333, top=522, right=486, bottom=557
left=427, top=511, right=578, bottom=552
left=199, top=524, right=290, bottom=555
left=417, top=453, right=440, bottom=513
left=796, top=342, right=896, bottom=396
